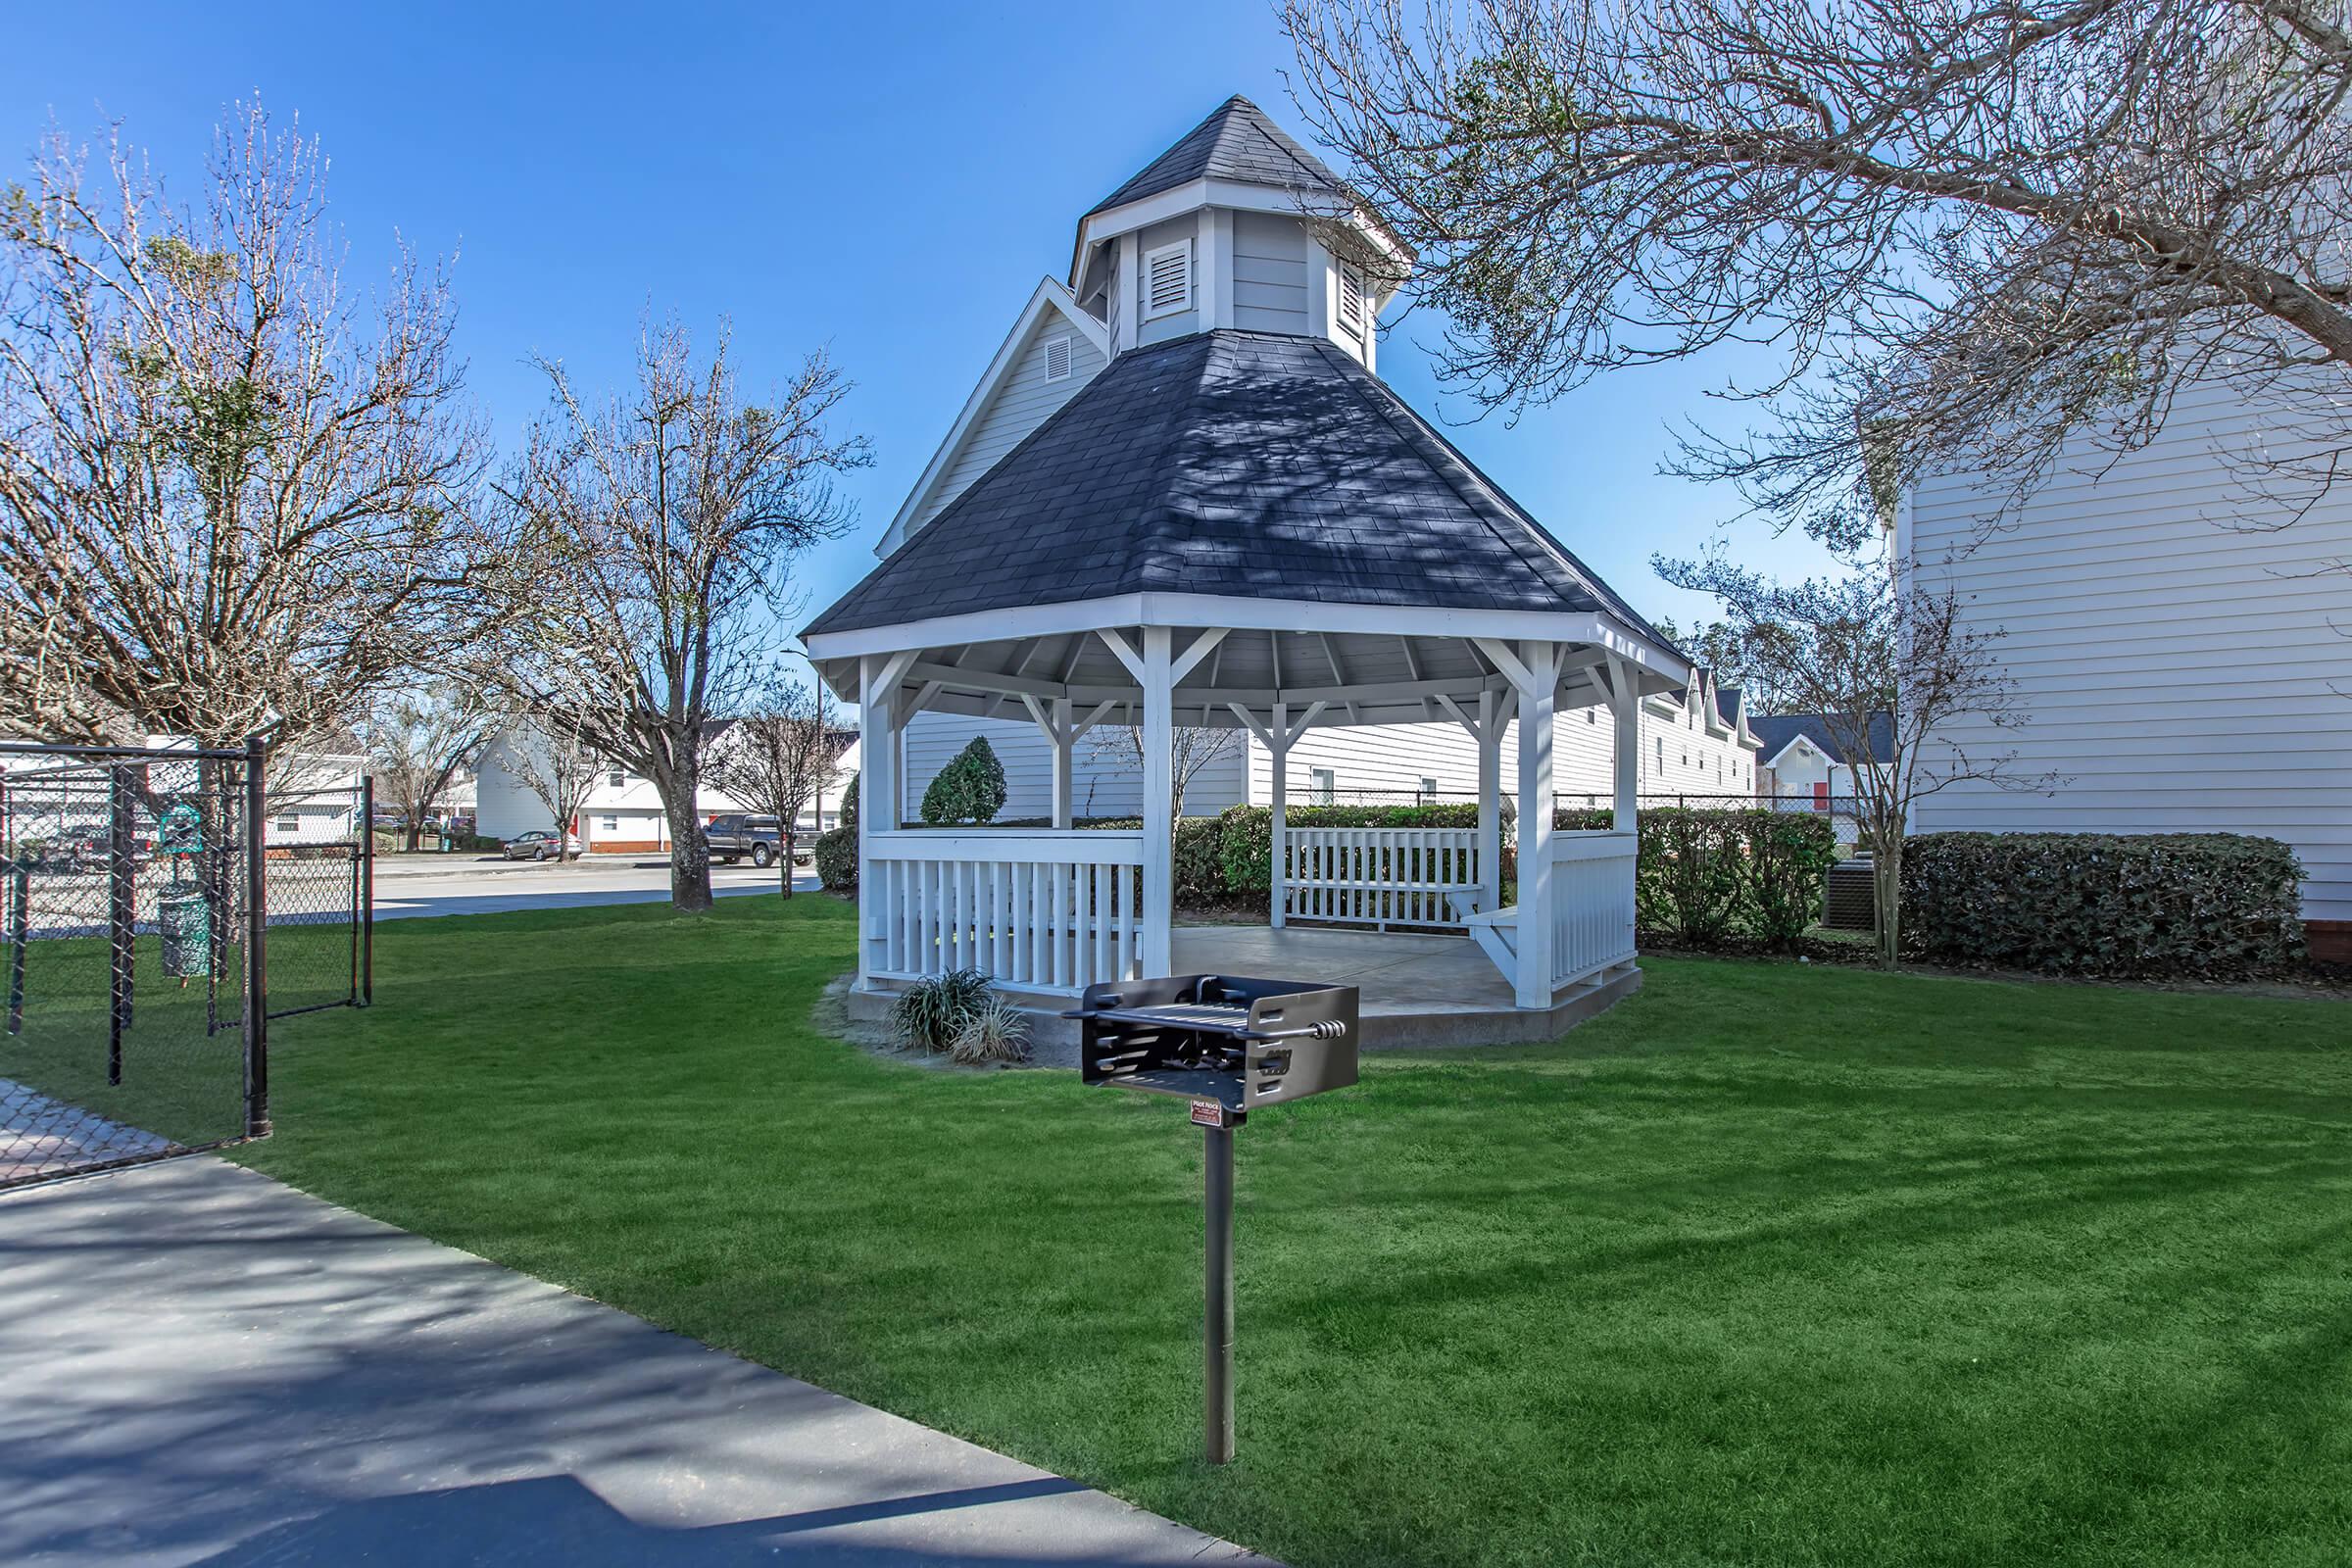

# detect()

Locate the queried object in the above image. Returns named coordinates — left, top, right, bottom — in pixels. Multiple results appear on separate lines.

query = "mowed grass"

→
left=234, top=897, right=2352, bottom=1567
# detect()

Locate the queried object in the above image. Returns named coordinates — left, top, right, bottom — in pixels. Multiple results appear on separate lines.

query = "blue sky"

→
left=9, top=1, right=1838, bottom=673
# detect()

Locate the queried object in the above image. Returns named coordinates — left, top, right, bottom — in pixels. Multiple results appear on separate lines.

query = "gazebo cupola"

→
left=805, top=97, right=1690, bottom=1021
left=1064, top=95, right=1405, bottom=370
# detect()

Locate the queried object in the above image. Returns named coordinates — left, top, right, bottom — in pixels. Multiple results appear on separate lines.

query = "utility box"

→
left=1074, top=973, right=1358, bottom=1120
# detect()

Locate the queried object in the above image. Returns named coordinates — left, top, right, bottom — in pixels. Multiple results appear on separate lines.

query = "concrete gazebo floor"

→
left=864, top=925, right=1642, bottom=1059
left=1173, top=925, right=1640, bottom=1048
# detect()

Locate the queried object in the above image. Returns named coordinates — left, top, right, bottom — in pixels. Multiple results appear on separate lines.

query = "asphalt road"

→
left=369, top=855, right=817, bottom=920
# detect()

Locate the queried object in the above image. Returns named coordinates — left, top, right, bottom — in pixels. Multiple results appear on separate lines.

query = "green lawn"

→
left=236, top=897, right=2352, bottom=1567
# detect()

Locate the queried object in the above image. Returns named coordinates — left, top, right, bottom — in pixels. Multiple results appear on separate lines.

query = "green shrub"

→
left=1558, top=806, right=1837, bottom=952
left=812, top=825, right=857, bottom=890
left=920, top=739, right=1006, bottom=825
left=950, top=994, right=1032, bottom=1065
left=1174, top=816, right=1230, bottom=906
left=838, top=772, right=858, bottom=829
left=1902, top=832, right=2306, bottom=978
left=890, top=967, right=992, bottom=1054
left=1744, top=812, right=1842, bottom=953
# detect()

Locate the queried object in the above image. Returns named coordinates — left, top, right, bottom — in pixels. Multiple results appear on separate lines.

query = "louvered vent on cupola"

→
left=1043, top=334, right=1073, bottom=382
left=1143, top=239, right=1193, bottom=319
left=1338, top=265, right=1367, bottom=336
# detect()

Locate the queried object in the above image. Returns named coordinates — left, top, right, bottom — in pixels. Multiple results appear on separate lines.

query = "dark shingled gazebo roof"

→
left=805, top=329, right=1667, bottom=645
left=1084, top=95, right=1349, bottom=218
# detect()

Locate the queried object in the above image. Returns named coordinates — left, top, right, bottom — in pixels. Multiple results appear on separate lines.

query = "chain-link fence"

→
left=261, top=765, right=373, bottom=1018
left=0, top=741, right=262, bottom=1188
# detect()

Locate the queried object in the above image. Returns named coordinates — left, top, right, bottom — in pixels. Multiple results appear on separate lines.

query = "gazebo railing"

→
left=864, top=830, right=1145, bottom=995
left=1460, top=830, right=1638, bottom=996
left=1282, top=825, right=1484, bottom=928
left=1545, top=831, right=1638, bottom=988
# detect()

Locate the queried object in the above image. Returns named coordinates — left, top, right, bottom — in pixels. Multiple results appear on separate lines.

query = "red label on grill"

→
left=1190, top=1099, right=1225, bottom=1127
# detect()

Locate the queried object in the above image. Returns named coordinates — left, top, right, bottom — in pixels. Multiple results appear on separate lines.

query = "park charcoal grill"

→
left=1073, top=973, right=1359, bottom=1120
left=1067, top=971, right=1359, bottom=1466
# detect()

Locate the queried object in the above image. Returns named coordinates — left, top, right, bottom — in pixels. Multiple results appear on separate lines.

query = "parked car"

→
left=702, top=813, right=787, bottom=867
left=501, top=828, right=583, bottom=861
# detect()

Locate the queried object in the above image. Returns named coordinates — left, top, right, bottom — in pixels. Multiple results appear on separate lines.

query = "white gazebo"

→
left=803, top=95, right=1690, bottom=1039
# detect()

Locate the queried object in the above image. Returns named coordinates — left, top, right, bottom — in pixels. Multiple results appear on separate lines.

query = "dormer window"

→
left=1143, top=239, right=1193, bottom=319
left=1338, top=264, right=1367, bottom=337
left=1043, top=334, right=1073, bottom=382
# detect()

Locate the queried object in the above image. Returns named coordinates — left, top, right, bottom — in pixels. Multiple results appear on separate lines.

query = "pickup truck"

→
left=701, top=813, right=788, bottom=867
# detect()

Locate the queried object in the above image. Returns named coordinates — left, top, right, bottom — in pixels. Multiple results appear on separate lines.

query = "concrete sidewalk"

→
left=0, top=1158, right=1266, bottom=1567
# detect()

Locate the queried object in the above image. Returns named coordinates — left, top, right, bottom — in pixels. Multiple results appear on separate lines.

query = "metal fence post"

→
left=243, top=735, right=270, bottom=1138
left=361, top=775, right=373, bottom=1006
left=108, top=763, right=133, bottom=1084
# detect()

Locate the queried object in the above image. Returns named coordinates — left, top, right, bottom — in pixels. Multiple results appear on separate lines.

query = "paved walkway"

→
left=368, top=857, right=813, bottom=921
left=0, top=1157, right=1265, bottom=1566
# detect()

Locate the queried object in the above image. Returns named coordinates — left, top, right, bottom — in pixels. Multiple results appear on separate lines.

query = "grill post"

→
left=1203, top=1120, right=1236, bottom=1465
left=242, top=735, right=270, bottom=1138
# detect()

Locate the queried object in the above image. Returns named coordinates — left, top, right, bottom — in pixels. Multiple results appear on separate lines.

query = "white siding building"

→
left=1904, top=377, right=2352, bottom=961
left=474, top=731, right=858, bottom=853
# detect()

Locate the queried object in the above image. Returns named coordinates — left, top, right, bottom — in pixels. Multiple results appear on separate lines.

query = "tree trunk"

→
left=780, top=827, right=795, bottom=899
left=405, top=820, right=421, bottom=854
left=1875, top=838, right=1904, bottom=968
left=664, top=778, right=712, bottom=912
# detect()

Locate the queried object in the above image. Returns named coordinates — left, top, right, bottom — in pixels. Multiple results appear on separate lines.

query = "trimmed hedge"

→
left=1902, top=832, right=2306, bottom=977
left=1559, top=807, right=1839, bottom=953
left=813, top=825, right=857, bottom=891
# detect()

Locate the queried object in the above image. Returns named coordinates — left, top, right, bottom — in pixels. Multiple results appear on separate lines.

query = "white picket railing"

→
left=864, top=830, right=1145, bottom=995
left=1547, top=831, right=1639, bottom=988
left=1283, top=826, right=1483, bottom=928
left=1460, top=830, right=1638, bottom=996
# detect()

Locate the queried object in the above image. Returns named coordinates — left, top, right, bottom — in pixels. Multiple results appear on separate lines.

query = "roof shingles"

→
left=805, top=330, right=1671, bottom=647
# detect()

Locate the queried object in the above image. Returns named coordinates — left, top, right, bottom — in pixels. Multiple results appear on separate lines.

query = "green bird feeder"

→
left=156, top=801, right=212, bottom=978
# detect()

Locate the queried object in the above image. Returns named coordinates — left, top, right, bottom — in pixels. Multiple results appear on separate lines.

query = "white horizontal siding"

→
left=911, top=311, right=1106, bottom=532
left=1908, top=375, right=2352, bottom=922
left=1231, top=211, right=1309, bottom=336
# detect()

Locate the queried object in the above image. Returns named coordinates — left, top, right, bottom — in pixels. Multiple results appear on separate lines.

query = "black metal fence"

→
left=0, top=738, right=373, bottom=1191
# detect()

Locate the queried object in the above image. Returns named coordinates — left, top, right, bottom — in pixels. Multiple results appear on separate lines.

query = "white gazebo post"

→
left=1139, top=626, right=1175, bottom=975
left=857, top=649, right=918, bottom=989
left=1607, top=654, right=1641, bottom=832
left=1267, top=702, right=1290, bottom=928
left=1501, top=640, right=1559, bottom=1007
left=1444, top=688, right=1514, bottom=918
left=1021, top=694, right=1078, bottom=830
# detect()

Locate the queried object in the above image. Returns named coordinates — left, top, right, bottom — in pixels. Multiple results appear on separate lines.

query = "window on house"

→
left=1043, top=334, right=1073, bottom=382
left=1143, top=239, right=1193, bottom=319
left=600, top=815, right=619, bottom=833
left=274, top=814, right=300, bottom=836
left=1310, top=767, right=1337, bottom=806
left=1654, top=737, right=1664, bottom=768
left=1417, top=776, right=1439, bottom=804
left=1338, top=264, right=1367, bottom=336
left=607, top=767, right=625, bottom=788
left=1586, top=709, right=1596, bottom=724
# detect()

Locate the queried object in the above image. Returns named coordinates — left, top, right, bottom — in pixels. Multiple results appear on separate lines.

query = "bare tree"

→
left=1284, top=0, right=2352, bottom=546
left=1650, top=613, right=1799, bottom=712
left=364, top=685, right=491, bottom=852
left=703, top=674, right=843, bottom=898
left=489, top=320, right=867, bottom=911
left=501, top=714, right=597, bottom=862
left=1657, top=551, right=2056, bottom=964
left=0, top=102, right=496, bottom=750
left=1085, top=722, right=1243, bottom=818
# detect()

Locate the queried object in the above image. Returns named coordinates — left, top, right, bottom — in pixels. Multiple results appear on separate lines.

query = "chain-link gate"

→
left=0, top=737, right=370, bottom=1191
left=262, top=763, right=374, bottom=1019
